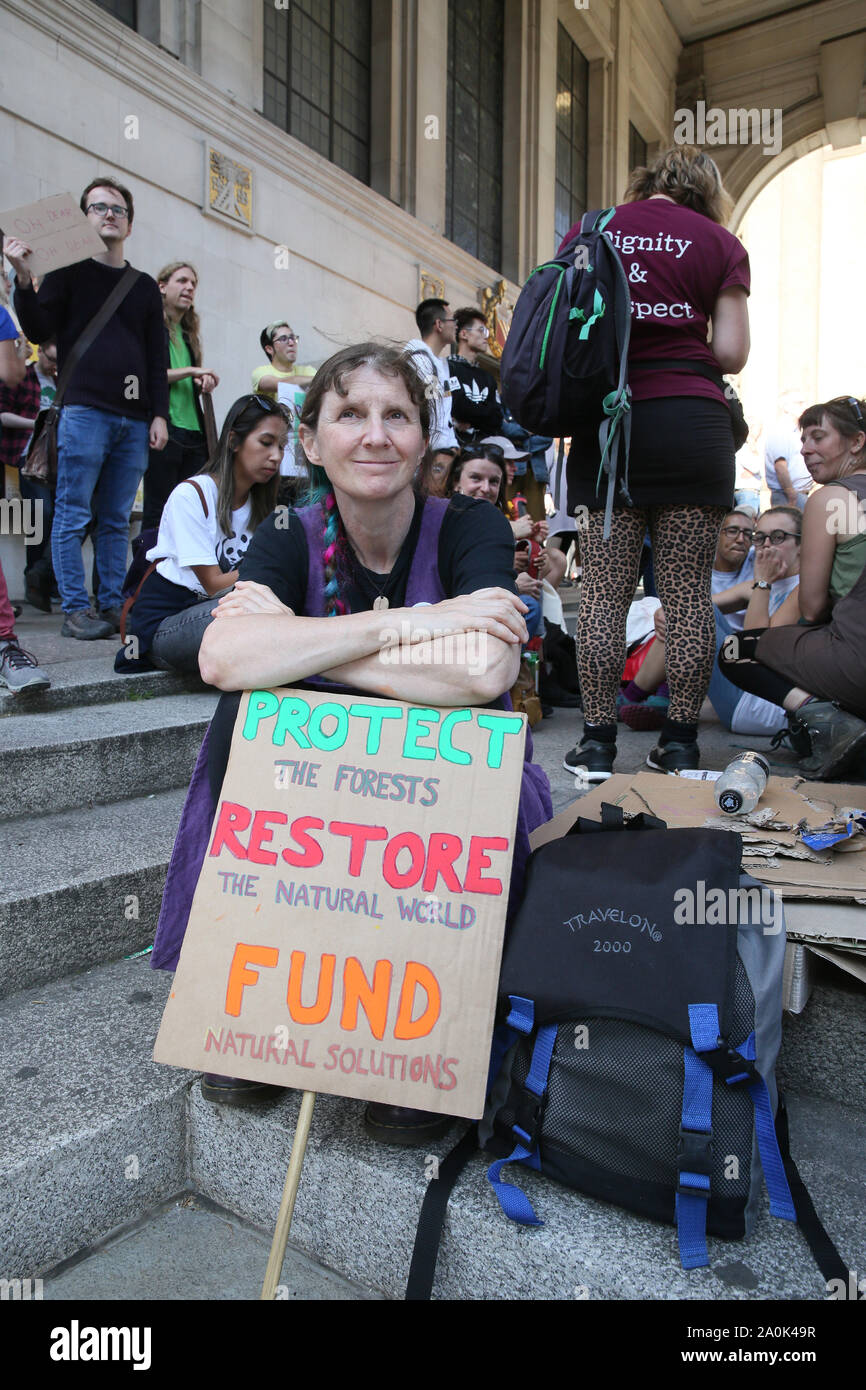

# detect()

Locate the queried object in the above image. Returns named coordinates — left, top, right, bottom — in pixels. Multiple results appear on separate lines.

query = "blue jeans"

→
left=522, top=595, right=544, bottom=641
left=151, top=595, right=221, bottom=674
left=734, top=488, right=761, bottom=514
left=54, top=406, right=149, bottom=613
left=770, top=488, right=807, bottom=511
left=707, top=607, right=742, bottom=728
left=18, top=473, right=53, bottom=579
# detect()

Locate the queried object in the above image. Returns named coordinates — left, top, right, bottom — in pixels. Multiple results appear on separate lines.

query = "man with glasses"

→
left=405, top=298, right=459, bottom=466
left=8, top=178, right=168, bottom=639
left=253, top=322, right=315, bottom=504
left=448, top=306, right=503, bottom=446
left=711, top=508, right=755, bottom=632
left=252, top=321, right=315, bottom=400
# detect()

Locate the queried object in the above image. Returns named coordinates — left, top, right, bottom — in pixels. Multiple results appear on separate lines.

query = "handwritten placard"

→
left=0, top=194, right=106, bottom=277
left=154, top=689, right=526, bottom=1118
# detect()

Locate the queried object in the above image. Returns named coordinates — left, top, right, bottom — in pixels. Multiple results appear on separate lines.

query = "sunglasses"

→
left=751, top=530, right=800, bottom=546
left=246, top=395, right=293, bottom=422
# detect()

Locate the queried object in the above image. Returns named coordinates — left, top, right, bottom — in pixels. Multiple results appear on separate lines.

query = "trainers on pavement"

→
left=794, top=701, right=866, bottom=781
left=646, top=740, right=699, bottom=774
left=61, top=609, right=115, bottom=640
left=0, top=639, right=51, bottom=692
left=98, top=607, right=124, bottom=632
left=563, top=739, right=615, bottom=781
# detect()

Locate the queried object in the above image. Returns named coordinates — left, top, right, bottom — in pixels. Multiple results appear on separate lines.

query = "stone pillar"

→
left=408, top=0, right=449, bottom=234
left=821, top=32, right=866, bottom=150
left=502, top=0, right=556, bottom=280
left=587, top=58, right=613, bottom=208
left=611, top=0, right=632, bottom=201
left=198, top=0, right=259, bottom=109
left=370, top=0, right=406, bottom=206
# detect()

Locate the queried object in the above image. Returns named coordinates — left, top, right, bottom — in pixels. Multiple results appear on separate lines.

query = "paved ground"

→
left=42, top=1194, right=379, bottom=1302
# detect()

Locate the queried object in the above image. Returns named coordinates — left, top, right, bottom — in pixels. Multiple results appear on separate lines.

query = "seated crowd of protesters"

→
left=614, top=395, right=866, bottom=782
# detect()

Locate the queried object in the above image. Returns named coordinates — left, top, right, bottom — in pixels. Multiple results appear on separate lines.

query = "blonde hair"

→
left=624, top=146, right=733, bottom=226
left=156, top=261, right=202, bottom=365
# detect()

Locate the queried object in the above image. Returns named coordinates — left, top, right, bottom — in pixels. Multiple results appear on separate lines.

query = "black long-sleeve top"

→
left=14, top=259, right=169, bottom=422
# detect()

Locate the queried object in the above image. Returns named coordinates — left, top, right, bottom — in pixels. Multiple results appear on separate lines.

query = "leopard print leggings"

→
left=577, top=504, right=728, bottom=727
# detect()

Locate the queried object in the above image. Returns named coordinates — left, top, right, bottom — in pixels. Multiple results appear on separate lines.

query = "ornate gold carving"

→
left=419, top=270, right=446, bottom=301
left=481, top=280, right=513, bottom=360
left=207, top=147, right=253, bottom=228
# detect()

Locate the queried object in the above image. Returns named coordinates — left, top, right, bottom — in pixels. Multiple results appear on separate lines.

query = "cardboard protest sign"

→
left=0, top=194, right=105, bottom=277
left=155, top=689, right=526, bottom=1118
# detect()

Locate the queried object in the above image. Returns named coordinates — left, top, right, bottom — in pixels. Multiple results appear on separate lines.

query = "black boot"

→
left=364, top=1103, right=453, bottom=1146
left=771, top=713, right=812, bottom=758
left=795, top=701, right=866, bottom=781
left=200, top=1073, right=284, bottom=1105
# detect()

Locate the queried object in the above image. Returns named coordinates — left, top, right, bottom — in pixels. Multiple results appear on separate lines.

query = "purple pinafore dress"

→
left=151, top=498, right=552, bottom=970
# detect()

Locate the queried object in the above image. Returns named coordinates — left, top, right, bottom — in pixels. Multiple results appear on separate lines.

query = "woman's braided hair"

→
left=297, top=342, right=432, bottom=616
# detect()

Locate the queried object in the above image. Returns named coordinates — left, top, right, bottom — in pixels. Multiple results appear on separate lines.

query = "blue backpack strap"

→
left=675, top=1003, right=717, bottom=1269
left=735, top=1033, right=796, bottom=1221
left=693, top=1024, right=797, bottom=1222
left=487, top=997, right=556, bottom=1226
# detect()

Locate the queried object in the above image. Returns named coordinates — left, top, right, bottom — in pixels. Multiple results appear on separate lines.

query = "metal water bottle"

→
left=714, top=751, right=770, bottom=815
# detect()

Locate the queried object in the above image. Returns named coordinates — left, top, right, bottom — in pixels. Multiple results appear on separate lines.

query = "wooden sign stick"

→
left=260, top=1089, right=317, bottom=1300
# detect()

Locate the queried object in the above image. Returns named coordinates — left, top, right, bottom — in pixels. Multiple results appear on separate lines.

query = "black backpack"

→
left=500, top=209, right=632, bottom=536
left=406, top=807, right=851, bottom=1299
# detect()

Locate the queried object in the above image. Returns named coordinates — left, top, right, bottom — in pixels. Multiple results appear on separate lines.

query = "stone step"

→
left=778, top=967, right=866, bottom=1111
left=0, top=957, right=191, bottom=1277
left=0, top=656, right=203, bottom=716
left=190, top=1086, right=865, bottom=1302
left=0, top=789, right=188, bottom=998
left=5, top=953, right=863, bottom=1296
left=0, top=691, right=218, bottom=819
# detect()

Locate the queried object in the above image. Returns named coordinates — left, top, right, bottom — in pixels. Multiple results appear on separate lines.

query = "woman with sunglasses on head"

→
left=446, top=445, right=563, bottom=643
left=118, top=394, right=287, bottom=675
left=445, top=444, right=508, bottom=509
left=150, top=344, right=552, bottom=1136
left=719, top=397, right=866, bottom=778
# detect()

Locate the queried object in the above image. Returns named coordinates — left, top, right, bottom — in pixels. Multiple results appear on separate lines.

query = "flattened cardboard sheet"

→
left=155, top=689, right=526, bottom=1118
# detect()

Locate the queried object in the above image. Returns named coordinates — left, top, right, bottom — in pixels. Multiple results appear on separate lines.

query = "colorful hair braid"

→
left=320, top=491, right=348, bottom=616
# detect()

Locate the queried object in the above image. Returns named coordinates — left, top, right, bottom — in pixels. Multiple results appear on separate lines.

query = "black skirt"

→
left=567, top=396, right=736, bottom=512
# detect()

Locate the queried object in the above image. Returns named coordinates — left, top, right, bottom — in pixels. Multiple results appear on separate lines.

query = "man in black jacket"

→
left=8, top=178, right=168, bottom=639
left=448, top=307, right=503, bottom=447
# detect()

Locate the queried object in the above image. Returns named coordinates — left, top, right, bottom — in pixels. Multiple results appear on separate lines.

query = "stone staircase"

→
left=1, top=611, right=864, bottom=1299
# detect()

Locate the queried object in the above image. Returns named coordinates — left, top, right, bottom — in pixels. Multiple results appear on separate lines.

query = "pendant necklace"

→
left=357, top=563, right=393, bottom=611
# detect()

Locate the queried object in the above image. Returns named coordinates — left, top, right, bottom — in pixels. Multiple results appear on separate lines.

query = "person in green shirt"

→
left=142, top=262, right=220, bottom=529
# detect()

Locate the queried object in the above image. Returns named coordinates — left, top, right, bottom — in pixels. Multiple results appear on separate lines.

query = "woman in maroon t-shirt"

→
left=561, top=147, right=750, bottom=780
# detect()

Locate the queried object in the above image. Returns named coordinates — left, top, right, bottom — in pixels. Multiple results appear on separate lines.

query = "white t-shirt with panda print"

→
left=147, top=474, right=253, bottom=597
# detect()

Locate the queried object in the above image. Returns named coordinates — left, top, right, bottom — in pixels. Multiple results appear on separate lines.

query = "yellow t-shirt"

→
left=251, top=363, right=316, bottom=400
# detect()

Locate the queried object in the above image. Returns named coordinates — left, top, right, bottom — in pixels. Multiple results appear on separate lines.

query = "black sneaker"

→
left=364, top=1103, right=453, bottom=1146
left=61, top=609, right=114, bottom=640
left=794, top=701, right=866, bottom=781
left=563, top=740, right=615, bottom=781
left=646, top=740, right=699, bottom=774
left=200, top=1073, right=284, bottom=1105
left=98, top=606, right=124, bottom=632
left=770, top=716, right=812, bottom=758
